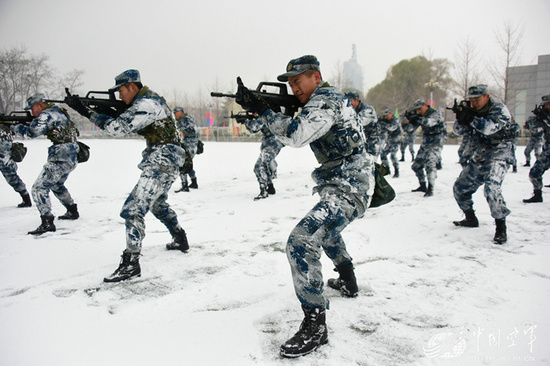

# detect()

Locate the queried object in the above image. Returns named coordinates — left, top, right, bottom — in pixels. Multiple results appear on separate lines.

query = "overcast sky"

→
left=1, top=0, right=550, bottom=100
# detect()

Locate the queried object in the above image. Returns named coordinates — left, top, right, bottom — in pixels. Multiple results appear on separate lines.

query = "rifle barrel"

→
left=210, top=92, right=236, bottom=98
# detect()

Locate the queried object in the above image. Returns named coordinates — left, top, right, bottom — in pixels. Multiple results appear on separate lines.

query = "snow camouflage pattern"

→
left=244, top=119, right=284, bottom=188
left=176, top=114, right=198, bottom=183
left=527, top=109, right=550, bottom=190
left=410, top=108, right=446, bottom=187
left=0, top=126, right=28, bottom=196
left=400, top=121, right=418, bottom=159
left=523, top=116, right=543, bottom=163
left=380, top=115, right=402, bottom=169
left=452, top=99, right=515, bottom=219
left=458, top=133, right=474, bottom=166
left=11, top=105, right=78, bottom=216
left=90, top=86, right=186, bottom=252
left=260, top=82, right=375, bottom=309
left=354, top=101, right=382, bottom=157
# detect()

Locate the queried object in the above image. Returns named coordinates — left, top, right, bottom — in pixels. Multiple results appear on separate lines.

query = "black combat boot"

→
left=493, top=219, right=507, bottom=244
left=267, top=183, right=276, bottom=195
left=523, top=161, right=530, bottom=167
left=166, top=228, right=189, bottom=252
left=104, top=250, right=141, bottom=283
left=512, top=165, right=517, bottom=173
left=327, top=262, right=358, bottom=297
left=412, top=182, right=427, bottom=193
left=280, top=306, right=328, bottom=358
left=189, top=178, right=198, bottom=189
left=399, top=154, right=405, bottom=162
left=254, top=186, right=268, bottom=200
left=58, top=204, right=79, bottom=220
left=453, top=209, right=479, bottom=227
left=523, top=189, right=542, bottom=203
left=175, top=182, right=189, bottom=193
left=28, top=215, right=56, bottom=235
left=424, top=184, right=434, bottom=197
left=17, top=193, right=32, bottom=208
left=393, top=166, right=399, bottom=178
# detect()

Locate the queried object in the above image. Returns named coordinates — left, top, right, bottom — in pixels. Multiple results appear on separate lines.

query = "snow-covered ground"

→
left=1, top=138, right=549, bottom=366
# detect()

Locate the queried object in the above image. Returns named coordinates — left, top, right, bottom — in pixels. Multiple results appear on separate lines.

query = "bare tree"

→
left=452, top=36, right=482, bottom=98
left=488, top=20, right=525, bottom=103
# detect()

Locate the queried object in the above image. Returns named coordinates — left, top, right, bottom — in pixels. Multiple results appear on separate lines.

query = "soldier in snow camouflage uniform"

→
left=400, top=117, right=418, bottom=161
left=409, top=99, right=446, bottom=197
left=236, top=55, right=375, bottom=358
left=523, top=95, right=550, bottom=203
left=241, top=118, right=284, bottom=200
left=452, top=85, right=517, bottom=244
left=522, top=115, right=543, bottom=167
left=345, top=92, right=381, bottom=159
left=1, top=121, right=31, bottom=208
left=11, top=93, right=81, bottom=235
left=379, top=108, right=402, bottom=178
left=67, top=69, right=188, bottom=283
left=173, top=107, right=199, bottom=192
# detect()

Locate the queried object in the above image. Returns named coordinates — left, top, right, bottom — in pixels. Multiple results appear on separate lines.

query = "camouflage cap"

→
left=24, top=93, right=46, bottom=110
left=109, top=69, right=141, bottom=91
left=345, top=92, right=360, bottom=100
left=412, top=99, right=427, bottom=109
left=466, top=84, right=488, bottom=99
left=542, top=95, right=550, bottom=104
left=173, top=107, right=184, bottom=113
left=277, top=55, right=321, bottom=82
left=382, top=108, right=393, bottom=116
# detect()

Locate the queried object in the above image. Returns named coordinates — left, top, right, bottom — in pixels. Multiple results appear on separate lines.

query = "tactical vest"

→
left=134, top=88, right=180, bottom=147
left=310, top=122, right=364, bottom=164
left=46, top=105, right=79, bottom=144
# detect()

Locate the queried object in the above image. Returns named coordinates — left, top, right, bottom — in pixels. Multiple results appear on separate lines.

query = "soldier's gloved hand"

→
left=66, top=95, right=92, bottom=119
left=235, top=77, right=270, bottom=115
left=456, top=108, right=475, bottom=126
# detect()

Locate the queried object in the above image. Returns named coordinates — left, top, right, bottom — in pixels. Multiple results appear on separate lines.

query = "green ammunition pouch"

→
left=137, top=117, right=181, bottom=147
left=311, top=124, right=364, bottom=164
left=11, top=142, right=27, bottom=162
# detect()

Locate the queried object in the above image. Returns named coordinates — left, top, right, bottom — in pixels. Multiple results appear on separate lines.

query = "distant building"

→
left=343, top=44, right=363, bottom=94
left=507, top=54, right=550, bottom=123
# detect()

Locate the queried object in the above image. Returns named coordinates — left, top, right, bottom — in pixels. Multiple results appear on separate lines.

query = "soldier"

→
left=173, top=106, right=199, bottom=192
left=235, top=55, right=374, bottom=358
left=400, top=116, right=418, bottom=162
left=523, top=94, right=550, bottom=203
left=522, top=114, right=543, bottom=167
left=408, top=99, right=446, bottom=197
left=11, top=93, right=81, bottom=235
left=452, top=85, right=517, bottom=244
left=379, top=108, right=402, bottom=177
left=241, top=117, right=284, bottom=200
left=67, top=69, right=189, bottom=282
left=1, top=121, right=31, bottom=208
left=345, top=92, right=381, bottom=159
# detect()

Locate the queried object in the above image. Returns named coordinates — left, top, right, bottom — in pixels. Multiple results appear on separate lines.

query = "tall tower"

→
left=343, top=44, right=363, bottom=94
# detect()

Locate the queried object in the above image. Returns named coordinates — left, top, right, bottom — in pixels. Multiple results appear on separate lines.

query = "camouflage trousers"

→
left=453, top=160, right=511, bottom=219
left=412, top=144, right=442, bottom=186
left=381, top=141, right=400, bottom=169
left=32, top=159, right=77, bottom=216
left=528, top=150, right=550, bottom=190
left=286, top=187, right=368, bottom=309
left=120, top=167, right=180, bottom=252
left=458, top=138, right=474, bottom=166
left=524, top=137, right=542, bottom=163
left=179, top=143, right=197, bottom=184
left=254, top=142, right=283, bottom=187
left=400, top=133, right=415, bottom=158
left=0, top=157, right=28, bottom=195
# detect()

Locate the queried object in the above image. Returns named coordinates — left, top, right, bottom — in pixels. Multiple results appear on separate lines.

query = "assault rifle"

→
left=0, top=110, right=33, bottom=125
left=211, top=78, right=303, bottom=120
left=447, top=98, right=476, bottom=125
left=532, top=104, right=546, bottom=119
left=224, top=111, right=257, bottom=123
left=48, top=88, right=127, bottom=118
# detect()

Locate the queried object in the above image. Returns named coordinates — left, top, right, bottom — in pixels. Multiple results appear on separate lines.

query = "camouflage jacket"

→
left=453, top=98, right=516, bottom=164
left=411, top=107, right=446, bottom=146
left=260, top=82, right=374, bottom=198
left=177, top=114, right=198, bottom=149
left=11, top=104, right=79, bottom=163
left=380, top=115, right=402, bottom=144
left=90, top=86, right=185, bottom=170
left=355, top=101, right=382, bottom=156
